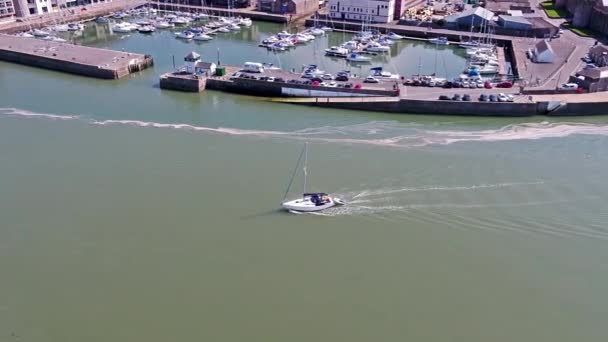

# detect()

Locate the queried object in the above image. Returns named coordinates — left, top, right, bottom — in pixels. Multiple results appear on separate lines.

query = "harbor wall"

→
left=160, top=73, right=206, bottom=92
left=545, top=101, right=608, bottom=116
left=0, top=48, right=118, bottom=78
left=290, top=98, right=539, bottom=116
left=205, top=78, right=399, bottom=97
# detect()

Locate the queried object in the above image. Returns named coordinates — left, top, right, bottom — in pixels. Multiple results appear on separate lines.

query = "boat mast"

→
left=303, top=142, right=308, bottom=195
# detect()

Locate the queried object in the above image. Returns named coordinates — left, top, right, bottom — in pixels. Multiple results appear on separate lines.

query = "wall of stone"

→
left=0, top=49, right=117, bottom=78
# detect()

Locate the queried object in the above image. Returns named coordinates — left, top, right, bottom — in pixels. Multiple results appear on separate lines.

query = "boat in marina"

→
left=325, top=46, right=349, bottom=58
left=135, top=19, right=151, bottom=26
left=346, top=53, right=371, bottom=63
left=137, top=25, right=156, bottom=33
left=369, top=66, right=400, bottom=80
left=341, top=40, right=359, bottom=51
left=218, top=27, right=230, bottom=33
left=364, top=42, right=390, bottom=53
left=281, top=143, right=345, bottom=213
left=429, top=36, right=449, bottom=45
left=19, top=32, right=35, bottom=38
left=321, top=26, right=332, bottom=31
left=31, top=29, right=50, bottom=37
left=40, top=36, right=67, bottom=42
left=387, top=32, right=403, bottom=40
left=154, top=21, right=173, bottom=29
left=466, top=64, right=498, bottom=75
left=171, top=17, right=190, bottom=26
left=175, top=31, right=195, bottom=40
left=228, top=23, right=241, bottom=31
left=53, top=24, right=69, bottom=32
left=309, top=27, right=325, bottom=36
left=193, top=33, right=213, bottom=41
left=95, top=16, right=109, bottom=23
left=112, top=23, right=134, bottom=33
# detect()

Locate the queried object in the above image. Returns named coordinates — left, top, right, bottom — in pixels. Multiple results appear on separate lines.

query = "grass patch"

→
left=562, top=23, right=596, bottom=37
left=541, top=1, right=568, bottom=18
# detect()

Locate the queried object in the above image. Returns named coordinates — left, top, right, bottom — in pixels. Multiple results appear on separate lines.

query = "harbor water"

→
left=1, top=20, right=608, bottom=342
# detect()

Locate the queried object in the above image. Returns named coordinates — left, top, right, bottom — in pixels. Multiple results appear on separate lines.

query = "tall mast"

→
left=303, top=142, right=308, bottom=194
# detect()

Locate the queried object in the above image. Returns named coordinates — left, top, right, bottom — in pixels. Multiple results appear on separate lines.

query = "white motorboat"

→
left=467, top=65, right=498, bottom=75
left=154, top=21, right=173, bottom=29
left=31, top=29, right=50, bottom=38
left=218, top=27, right=230, bottom=33
left=175, top=31, right=194, bottom=39
left=429, top=36, right=449, bottom=45
left=228, top=23, right=240, bottom=31
left=386, top=32, right=403, bottom=40
left=341, top=40, right=359, bottom=51
left=171, top=17, right=189, bottom=26
left=277, top=30, right=292, bottom=39
left=365, top=42, right=390, bottom=53
left=320, top=26, right=332, bottom=31
left=137, top=25, right=156, bottom=33
left=241, top=18, right=252, bottom=27
left=346, top=53, right=371, bottom=63
left=281, top=143, right=345, bottom=213
left=53, top=24, right=69, bottom=32
left=193, top=33, right=213, bottom=41
left=369, top=67, right=400, bottom=80
left=135, top=19, right=151, bottom=26
left=325, top=46, right=349, bottom=58
left=165, top=13, right=177, bottom=20
left=267, top=43, right=286, bottom=51
left=67, top=23, right=84, bottom=31
left=112, top=23, right=133, bottom=33
left=309, top=28, right=325, bottom=36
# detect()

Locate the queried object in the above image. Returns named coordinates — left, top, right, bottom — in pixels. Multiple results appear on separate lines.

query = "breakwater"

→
left=0, top=34, right=153, bottom=79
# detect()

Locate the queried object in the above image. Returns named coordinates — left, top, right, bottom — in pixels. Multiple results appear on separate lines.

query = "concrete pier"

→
left=0, top=34, right=153, bottom=79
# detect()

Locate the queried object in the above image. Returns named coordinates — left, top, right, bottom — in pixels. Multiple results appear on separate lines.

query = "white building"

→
left=533, top=40, right=555, bottom=63
left=13, top=0, right=54, bottom=16
left=328, top=0, right=395, bottom=24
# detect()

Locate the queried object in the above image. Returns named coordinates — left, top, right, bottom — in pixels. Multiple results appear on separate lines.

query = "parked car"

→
left=584, top=63, right=598, bottom=70
left=559, top=83, right=579, bottom=90
left=364, top=76, right=379, bottom=83
left=322, top=73, right=334, bottom=80
left=582, top=56, right=593, bottom=63
left=484, top=81, right=493, bottom=89
left=310, top=77, right=324, bottom=83
left=489, top=94, right=498, bottom=102
left=496, top=82, right=513, bottom=88
left=344, top=83, right=353, bottom=88
left=497, top=93, right=509, bottom=102
left=506, top=94, right=514, bottom=102
left=275, top=77, right=285, bottom=83
left=328, top=81, right=337, bottom=87
left=443, top=81, right=454, bottom=89
left=336, top=75, right=349, bottom=82
left=479, top=94, right=489, bottom=102
left=266, top=77, right=275, bottom=82
left=439, top=95, right=451, bottom=100
left=452, top=94, right=462, bottom=101
left=462, top=94, right=472, bottom=101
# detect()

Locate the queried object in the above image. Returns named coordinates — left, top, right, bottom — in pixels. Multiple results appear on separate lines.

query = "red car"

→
left=496, top=82, right=513, bottom=88
left=484, top=81, right=493, bottom=89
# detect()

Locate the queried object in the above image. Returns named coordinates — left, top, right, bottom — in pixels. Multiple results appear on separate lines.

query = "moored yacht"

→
left=429, top=36, right=449, bottom=45
left=346, top=53, right=371, bottom=63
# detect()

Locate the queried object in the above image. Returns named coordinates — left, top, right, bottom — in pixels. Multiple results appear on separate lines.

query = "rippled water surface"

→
left=1, top=19, right=608, bottom=342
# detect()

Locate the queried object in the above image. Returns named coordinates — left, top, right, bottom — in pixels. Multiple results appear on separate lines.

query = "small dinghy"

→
left=281, top=143, right=345, bottom=213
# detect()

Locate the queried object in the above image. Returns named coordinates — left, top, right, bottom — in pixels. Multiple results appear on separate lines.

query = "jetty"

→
left=0, top=34, right=153, bottom=79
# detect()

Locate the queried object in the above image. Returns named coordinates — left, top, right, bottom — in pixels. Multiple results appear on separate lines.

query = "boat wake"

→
left=2, top=107, right=608, bottom=148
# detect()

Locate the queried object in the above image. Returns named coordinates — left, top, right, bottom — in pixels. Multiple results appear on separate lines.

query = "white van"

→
left=243, top=62, right=264, bottom=73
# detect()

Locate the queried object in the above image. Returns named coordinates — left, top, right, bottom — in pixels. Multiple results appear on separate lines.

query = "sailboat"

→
left=281, top=143, right=345, bottom=213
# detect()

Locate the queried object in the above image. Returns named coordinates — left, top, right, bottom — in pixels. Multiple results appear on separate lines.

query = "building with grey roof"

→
left=497, top=14, right=532, bottom=30
left=444, top=6, right=495, bottom=28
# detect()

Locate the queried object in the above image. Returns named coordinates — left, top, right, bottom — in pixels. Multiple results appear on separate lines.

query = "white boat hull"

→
left=282, top=198, right=337, bottom=212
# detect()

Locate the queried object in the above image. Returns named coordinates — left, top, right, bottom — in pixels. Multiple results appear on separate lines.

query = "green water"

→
left=1, top=20, right=608, bottom=342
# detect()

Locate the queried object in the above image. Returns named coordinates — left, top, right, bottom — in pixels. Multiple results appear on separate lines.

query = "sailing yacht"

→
left=281, top=143, right=345, bottom=213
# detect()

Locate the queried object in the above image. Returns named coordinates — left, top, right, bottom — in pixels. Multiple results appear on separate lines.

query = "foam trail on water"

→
left=4, top=107, right=608, bottom=148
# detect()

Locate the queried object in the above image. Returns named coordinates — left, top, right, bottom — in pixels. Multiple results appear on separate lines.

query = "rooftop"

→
left=577, top=67, right=608, bottom=80
left=498, top=14, right=531, bottom=25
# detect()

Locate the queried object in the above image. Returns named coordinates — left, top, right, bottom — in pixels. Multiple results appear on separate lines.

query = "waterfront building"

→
left=497, top=14, right=532, bottom=30
left=13, top=0, right=53, bottom=16
left=444, top=6, right=495, bottom=28
left=533, top=40, right=555, bottom=64
left=328, top=0, right=395, bottom=23
left=572, top=66, right=608, bottom=92
left=589, top=45, right=608, bottom=67
left=258, top=0, right=317, bottom=15
left=485, top=0, right=533, bottom=15
left=0, top=0, right=16, bottom=19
